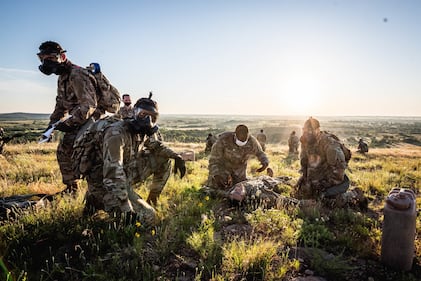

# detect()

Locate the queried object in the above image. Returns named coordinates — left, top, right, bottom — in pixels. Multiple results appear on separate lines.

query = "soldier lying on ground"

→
left=203, top=175, right=367, bottom=211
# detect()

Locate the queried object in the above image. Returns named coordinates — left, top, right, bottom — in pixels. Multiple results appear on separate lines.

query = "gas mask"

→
left=39, top=60, right=67, bottom=76
left=129, top=108, right=159, bottom=136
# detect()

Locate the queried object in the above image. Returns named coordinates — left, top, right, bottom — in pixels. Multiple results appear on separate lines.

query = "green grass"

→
left=1, top=120, right=420, bottom=280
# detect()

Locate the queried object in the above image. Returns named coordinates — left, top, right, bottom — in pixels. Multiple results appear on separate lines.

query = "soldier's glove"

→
left=174, top=155, right=186, bottom=179
left=256, top=162, right=269, bottom=173
left=55, top=122, right=75, bottom=132
left=266, top=167, right=274, bottom=177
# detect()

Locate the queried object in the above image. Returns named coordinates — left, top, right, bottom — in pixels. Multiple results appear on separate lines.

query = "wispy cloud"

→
left=0, top=67, right=56, bottom=113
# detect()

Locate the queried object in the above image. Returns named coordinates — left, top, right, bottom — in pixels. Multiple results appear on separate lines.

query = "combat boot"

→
left=62, top=182, right=78, bottom=195
left=146, top=191, right=161, bottom=206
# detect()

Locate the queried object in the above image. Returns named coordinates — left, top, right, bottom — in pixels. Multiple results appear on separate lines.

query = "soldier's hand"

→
left=174, top=156, right=186, bottom=179
left=266, top=167, right=274, bottom=177
left=256, top=162, right=269, bottom=173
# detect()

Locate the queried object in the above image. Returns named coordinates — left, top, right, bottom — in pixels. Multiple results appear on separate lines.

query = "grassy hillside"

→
left=0, top=117, right=420, bottom=281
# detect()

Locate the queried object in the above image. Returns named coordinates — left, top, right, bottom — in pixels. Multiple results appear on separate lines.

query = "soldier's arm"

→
left=49, top=90, right=66, bottom=124
left=251, top=137, right=269, bottom=167
left=146, top=138, right=180, bottom=159
left=208, top=138, right=226, bottom=169
left=67, top=70, right=97, bottom=127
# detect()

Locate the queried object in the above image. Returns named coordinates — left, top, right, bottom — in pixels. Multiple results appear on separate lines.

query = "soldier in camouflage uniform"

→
left=297, top=117, right=348, bottom=199
left=37, top=41, right=98, bottom=193
left=118, top=94, right=134, bottom=119
left=80, top=95, right=186, bottom=224
left=357, top=138, right=369, bottom=154
left=0, top=128, right=4, bottom=154
left=288, top=130, right=300, bottom=154
left=256, top=129, right=267, bottom=151
left=296, top=117, right=367, bottom=210
left=205, top=133, right=217, bottom=154
left=206, top=124, right=270, bottom=190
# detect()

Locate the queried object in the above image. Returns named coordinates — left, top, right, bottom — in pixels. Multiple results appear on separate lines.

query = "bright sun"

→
left=279, top=75, right=322, bottom=115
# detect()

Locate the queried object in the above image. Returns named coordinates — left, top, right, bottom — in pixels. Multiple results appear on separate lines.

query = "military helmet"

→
left=235, top=124, right=249, bottom=142
left=134, top=92, right=158, bottom=114
left=133, top=92, right=159, bottom=123
left=37, top=41, right=66, bottom=56
left=303, top=117, right=320, bottom=130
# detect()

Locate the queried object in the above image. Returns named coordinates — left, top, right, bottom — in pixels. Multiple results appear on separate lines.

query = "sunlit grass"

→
left=0, top=141, right=420, bottom=280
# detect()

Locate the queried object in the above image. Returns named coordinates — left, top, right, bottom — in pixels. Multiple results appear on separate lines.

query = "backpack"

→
left=72, top=116, right=120, bottom=178
left=88, top=63, right=121, bottom=113
left=324, top=131, right=352, bottom=163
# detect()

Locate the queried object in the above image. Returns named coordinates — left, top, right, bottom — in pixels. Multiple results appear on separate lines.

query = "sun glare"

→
left=279, top=75, right=322, bottom=115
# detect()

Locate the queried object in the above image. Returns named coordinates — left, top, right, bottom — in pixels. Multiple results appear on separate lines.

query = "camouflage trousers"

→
left=57, top=119, right=94, bottom=187
left=207, top=164, right=248, bottom=190
left=203, top=176, right=300, bottom=210
left=84, top=167, right=157, bottom=226
left=57, top=130, right=78, bottom=186
left=131, top=151, right=172, bottom=196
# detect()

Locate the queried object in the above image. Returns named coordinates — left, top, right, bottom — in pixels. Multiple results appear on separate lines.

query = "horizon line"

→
left=0, top=112, right=421, bottom=119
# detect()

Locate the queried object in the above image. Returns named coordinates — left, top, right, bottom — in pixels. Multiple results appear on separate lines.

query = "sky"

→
left=0, top=0, right=420, bottom=116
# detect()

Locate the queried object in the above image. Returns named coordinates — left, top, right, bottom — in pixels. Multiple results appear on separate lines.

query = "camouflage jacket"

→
left=101, top=122, right=179, bottom=190
left=50, top=61, right=97, bottom=128
left=118, top=105, right=134, bottom=119
left=256, top=133, right=267, bottom=144
left=204, top=175, right=299, bottom=210
left=288, top=134, right=299, bottom=147
left=299, top=131, right=347, bottom=192
left=207, top=132, right=269, bottom=189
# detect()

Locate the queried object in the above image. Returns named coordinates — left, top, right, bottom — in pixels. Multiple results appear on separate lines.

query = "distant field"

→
left=1, top=113, right=421, bottom=146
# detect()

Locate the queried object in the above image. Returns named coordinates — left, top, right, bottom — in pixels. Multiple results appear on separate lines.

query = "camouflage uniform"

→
left=207, top=131, right=269, bottom=190
left=357, top=139, right=369, bottom=154
left=0, top=128, right=3, bottom=154
left=205, top=134, right=217, bottom=154
left=50, top=60, right=97, bottom=189
left=288, top=132, right=300, bottom=154
left=83, top=120, right=152, bottom=223
left=83, top=119, right=181, bottom=224
left=256, top=131, right=267, bottom=151
left=131, top=133, right=182, bottom=204
left=298, top=131, right=348, bottom=199
left=118, top=105, right=134, bottom=119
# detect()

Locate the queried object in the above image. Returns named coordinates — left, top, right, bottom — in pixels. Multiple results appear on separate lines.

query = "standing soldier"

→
left=357, top=138, right=369, bottom=154
left=256, top=129, right=267, bottom=151
left=206, top=124, right=270, bottom=190
left=118, top=94, right=134, bottom=119
left=205, top=133, right=217, bottom=154
left=288, top=130, right=300, bottom=154
left=37, top=41, right=98, bottom=193
left=0, top=128, right=4, bottom=154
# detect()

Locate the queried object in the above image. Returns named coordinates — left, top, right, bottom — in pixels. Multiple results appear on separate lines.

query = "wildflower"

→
left=198, top=202, right=203, bottom=207
left=135, top=232, right=141, bottom=238
left=205, top=196, right=210, bottom=201
left=151, top=229, right=156, bottom=236
left=135, top=221, right=141, bottom=228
